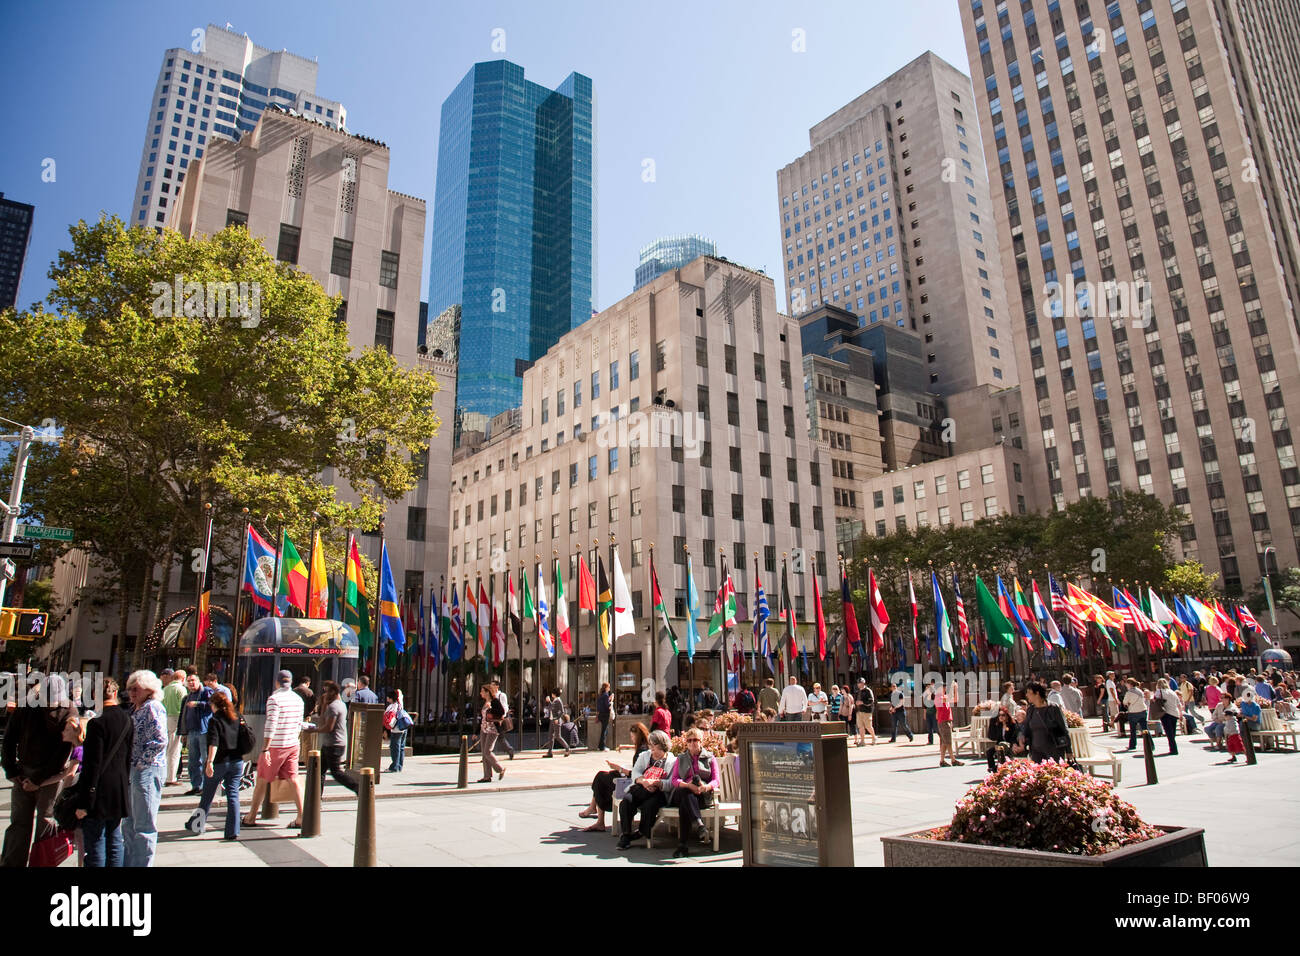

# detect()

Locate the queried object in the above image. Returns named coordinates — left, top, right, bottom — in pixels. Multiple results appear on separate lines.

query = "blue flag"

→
left=430, top=585, right=441, bottom=670
left=685, top=555, right=701, bottom=661
left=377, top=541, right=404, bottom=652
left=448, top=584, right=464, bottom=662
left=754, top=574, right=773, bottom=674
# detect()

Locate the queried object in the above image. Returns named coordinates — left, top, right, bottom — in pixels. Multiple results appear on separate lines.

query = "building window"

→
left=732, top=494, right=745, bottom=520
left=789, top=503, right=801, bottom=528
left=609, top=495, right=619, bottom=523
left=589, top=455, right=598, bottom=481
left=629, top=350, right=640, bottom=381
left=981, top=463, right=994, bottom=484
left=569, top=507, right=578, bottom=534
left=733, top=543, right=746, bottom=570
left=984, top=496, right=998, bottom=517
left=226, top=208, right=248, bottom=228
left=592, top=370, right=600, bottom=399
left=957, top=470, right=971, bottom=490
left=631, top=538, right=643, bottom=567
left=631, top=487, right=641, bottom=516
left=762, top=499, right=774, bottom=524
left=379, top=250, right=400, bottom=289
left=656, top=340, right=667, bottom=372
left=764, top=546, right=776, bottom=573
left=588, top=502, right=598, bottom=528
left=374, top=310, right=394, bottom=353
left=610, top=360, right=620, bottom=390
left=276, top=223, right=301, bottom=264
left=609, top=448, right=619, bottom=473
left=673, top=485, right=685, bottom=513
left=330, top=238, right=353, bottom=277
left=674, top=536, right=687, bottom=566
left=406, top=507, right=426, bottom=541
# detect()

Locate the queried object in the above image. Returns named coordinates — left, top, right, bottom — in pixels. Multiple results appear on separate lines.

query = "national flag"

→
left=1067, top=582, right=1124, bottom=636
left=277, top=532, right=309, bottom=616
left=812, top=564, right=828, bottom=660
left=976, top=575, right=1017, bottom=647
left=1212, top=600, right=1241, bottom=648
left=841, top=567, right=861, bottom=647
left=998, top=577, right=1035, bottom=650
left=377, top=541, right=404, bottom=652
left=908, top=571, right=919, bottom=659
left=242, top=524, right=277, bottom=612
left=1184, top=595, right=1219, bottom=647
left=522, top=566, right=534, bottom=620
left=196, top=589, right=211, bottom=648
left=1148, top=589, right=1182, bottom=650
left=343, top=536, right=372, bottom=650
left=753, top=571, right=772, bottom=673
left=596, top=555, right=614, bottom=649
left=509, top=573, right=521, bottom=637
left=478, top=581, right=492, bottom=670
left=867, top=568, right=889, bottom=652
left=1235, top=603, right=1270, bottom=644
left=463, top=580, right=479, bottom=654
left=448, top=584, right=464, bottom=662
left=1012, top=578, right=1041, bottom=646
left=1032, top=579, right=1066, bottom=647
left=952, top=573, right=971, bottom=647
left=417, top=588, right=426, bottom=660
left=685, top=554, right=701, bottom=661
left=307, top=532, right=328, bottom=618
left=650, top=553, right=678, bottom=654
left=1051, top=574, right=1086, bottom=646
left=1174, top=595, right=1201, bottom=650
left=612, top=549, right=636, bottom=639
left=429, top=585, right=441, bottom=670
left=1116, top=587, right=1166, bottom=652
left=537, top=565, right=554, bottom=657
left=708, top=566, right=738, bottom=638
left=932, top=572, right=954, bottom=658
left=491, top=599, right=506, bottom=667
left=780, top=558, right=798, bottom=665
left=578, top=554, right=597, bottom=612
left=555, top=559, right=572, bottom=653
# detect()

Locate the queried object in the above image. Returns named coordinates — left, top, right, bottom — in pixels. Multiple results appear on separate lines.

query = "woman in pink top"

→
left=650, top=691, right=672, bottom=734
left=1204, top=676, right=1223, bottom=710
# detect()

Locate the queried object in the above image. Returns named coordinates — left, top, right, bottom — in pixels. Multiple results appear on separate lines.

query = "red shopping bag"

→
left=29, top=829, right=75, bottom=868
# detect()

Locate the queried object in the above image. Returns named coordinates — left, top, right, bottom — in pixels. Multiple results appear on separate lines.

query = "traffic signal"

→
left=0, top=608, right=46, bottom=639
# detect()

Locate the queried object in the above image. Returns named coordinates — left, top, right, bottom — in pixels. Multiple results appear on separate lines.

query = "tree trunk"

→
left=117, top=566, right=133, bottom=677
left=134, top=559, right=155, bottom=672
left=136, top=529, right=176, bottom=671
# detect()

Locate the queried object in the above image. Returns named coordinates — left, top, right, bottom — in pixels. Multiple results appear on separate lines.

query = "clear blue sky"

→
left=0, top=0, right=970, bottom=314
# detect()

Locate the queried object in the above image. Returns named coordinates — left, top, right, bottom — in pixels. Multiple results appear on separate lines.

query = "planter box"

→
left=881, top=825, right=1207, bottom=867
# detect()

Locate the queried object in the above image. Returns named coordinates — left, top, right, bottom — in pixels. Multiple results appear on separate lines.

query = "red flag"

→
left=868, top=568, right=889, bottom=651
left=578, top=554, right=597, bottom=612
left=841, top=568, right=861, bottom=647
left=908, top=571, right=919, bottom=658
left=812, top=566, right=827, bottom=660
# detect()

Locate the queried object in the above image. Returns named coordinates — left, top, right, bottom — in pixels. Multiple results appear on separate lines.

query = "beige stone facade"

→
left=961, top=0, right=1300, bottom=593
left=448, top=257, right=835, bottom=706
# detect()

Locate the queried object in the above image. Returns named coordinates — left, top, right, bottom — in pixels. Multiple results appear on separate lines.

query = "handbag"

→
left=237, top=719, right=256, bottom=756
left=29, top=829, right=75, bottom=868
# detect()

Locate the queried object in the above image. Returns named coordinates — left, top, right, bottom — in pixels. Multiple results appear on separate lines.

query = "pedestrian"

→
left=353, top=675, right=378, bottom=704
left=923, top=680, right=939, bottom=744
left=476, top=686, right=506, bottom=783
left=808, top=683, right=829, bottom=721
left=1047, top=681, right=1066, bottom=710
left=1106, top=671, right=1123, bottom=737
left=1022, top=681, right=1070, bottom=763
left=758, top=678, right=781, bottom=715
left=1, top=674, right=78, bottom=868
left=854, top=678, right=877, bottom=745
left=838, top=683, right=855, bottom=735
left=985, top=706, right=1018, bottom=771
left=242, top=670, right=305, bottom=830
left=1121, top=679, right=1150, bottom=751
left=698, top=681, right=719, bottom=711
left=161, top=669, right=187, bottom=787
left=596, top=682, right=613, bottom=751
left=189, top=691, right=244, bottom=839
left=1060, top=674, right=1084, bottom=716
left=615, top=730, right=675, bottom=850
left=313, top=681, right=358, bottom=795
left=179, top=673, right=213, bottom=795
left=936, top=684, right=962, bottom=767
left=734, top=683, right=756, bottom=715
left=1152, top=679, right=1182, bottom=755
left=489, top=680, right=515, bottom=760
left=650, top=691, right=673, bottom=734
left=666, top=728, right=718, bottom=858
left=777, top=676, right=808, bottom=722
left=544, top=690, right=570, bottom=757
left=293, top=677, right=315, bottom=719
left=999, top=681, right=1018, bottom=716
left=1223, top=703, right=1245, bottom=763
left=889, top=680, right=915, bottom=743
left=383, top=689, right=412, bottom=773
left=580, top=723, right=649, bottom=832
left=74, top=677, right=131, bottom=867
left=122, top=670, right=167, bottom=867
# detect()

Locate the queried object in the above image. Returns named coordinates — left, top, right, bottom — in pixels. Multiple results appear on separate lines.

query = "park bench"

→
left=953, top=714, right=991, bottom=758
left=643, top=752, right=743, bottom=852
left=1069, top=726, right=1122, bottom=784
left=1250, top=708, right=1298, bottom=752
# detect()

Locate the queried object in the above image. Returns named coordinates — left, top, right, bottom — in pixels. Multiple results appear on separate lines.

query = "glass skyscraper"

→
left=633, top=234, right=716, bottom=290
left=428, top=60, right=594, bottom=418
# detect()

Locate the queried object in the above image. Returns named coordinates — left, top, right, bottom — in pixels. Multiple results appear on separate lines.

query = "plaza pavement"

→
left=3, top=720, right=1295, bottom=866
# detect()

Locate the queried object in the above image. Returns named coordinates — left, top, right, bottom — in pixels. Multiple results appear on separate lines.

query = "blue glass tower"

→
left=428, top=61, right=594, bottom=417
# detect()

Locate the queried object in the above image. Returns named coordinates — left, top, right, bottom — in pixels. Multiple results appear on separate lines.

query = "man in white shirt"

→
left=243, top=670, right=307, bottom=829
left=1105, top=671, right=1121, bottom=737
left=1059, top=674, right=1084, bottom=716
left=1047, top=680, right=1066, bottom=710
left=807, top=683, right=829, bottom=721
left=489, top=680, right=515, bottom=760
left=777, top=677, right=808, bottom=722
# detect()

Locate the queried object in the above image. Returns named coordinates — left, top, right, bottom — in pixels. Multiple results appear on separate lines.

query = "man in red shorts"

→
left=243, top=670, right=306, bottom=829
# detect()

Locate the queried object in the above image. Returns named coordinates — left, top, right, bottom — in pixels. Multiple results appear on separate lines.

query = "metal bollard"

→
left=353, top=767, right=376, bottom=867
left=458, top=735, right=469, bottom=789
left=261, top=785, right=278, bottom=820
left=1141, top=730, right=1158, bottom=785
left=1243, top=720, right=1258, bottom=766
left=301, top=750, right=321, bottom=838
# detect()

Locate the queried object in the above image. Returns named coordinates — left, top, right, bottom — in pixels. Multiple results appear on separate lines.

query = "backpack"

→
left=395, top=709, right=413, bottom=731
left=701, top=689, right=719, bottom=709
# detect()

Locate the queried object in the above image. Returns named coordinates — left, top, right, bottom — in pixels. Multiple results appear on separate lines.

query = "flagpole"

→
left=306, top=515, right=317, bottom=619
left=193, top=502, right=213, bottom=675
left=574, top=545, right=582, bottom=721
left=229, top=507, right=249, bottom=691
left=649, top=543, right=658, bottom=709
left=534, top=553, right=542, bottom=752
left=686, top=545, right=695, bottom=711
left=719, top=548, right=730, bottom=711
left=269, top=516, right=285, bottom=623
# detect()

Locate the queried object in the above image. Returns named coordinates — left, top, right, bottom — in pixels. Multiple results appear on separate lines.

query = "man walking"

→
left=777, top=676, right=808, bottom=722
left=314, top=681, right=358, bottom=795
left=543, top=691, right=570, bottom=757
left=807, top=683, right=829, bottom=721
left=854, top=678, right=877, bottom=746
left=243, top=671, right=306, bottom=829
left=162, top=669, right=186, bottom=786
left=490, top=680, right=515, bottom=759
left=179, top=673, right=213, bottom=795
left=888, top=680, right=915, bottom=743
left=1060, top=674, right=1084, bottom=717
left=758, top=678, right=780, bottom=715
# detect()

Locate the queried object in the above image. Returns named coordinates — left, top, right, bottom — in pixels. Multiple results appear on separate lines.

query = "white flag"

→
left=613, top=548, right=636, bottom=639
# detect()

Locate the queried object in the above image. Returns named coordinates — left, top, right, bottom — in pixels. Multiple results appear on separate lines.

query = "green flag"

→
left=975, top=575, right=1016, bottom=648
left=522, top=567, right=535, bottom=619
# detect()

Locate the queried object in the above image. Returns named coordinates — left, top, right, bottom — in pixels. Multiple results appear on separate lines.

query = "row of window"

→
left=873, top=494, right=1028, bottom=535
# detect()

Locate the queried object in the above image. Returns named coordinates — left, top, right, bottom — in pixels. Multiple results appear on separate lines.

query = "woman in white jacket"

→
left=1121, top=679, right=1150, bottom=751
left=616, top=730, right=676, bottom=849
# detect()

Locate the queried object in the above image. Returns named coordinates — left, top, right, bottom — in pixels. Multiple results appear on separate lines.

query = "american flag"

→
left=952, top=573, right=971, bottom=645
left=1051, top=573, right=1087, bottom=644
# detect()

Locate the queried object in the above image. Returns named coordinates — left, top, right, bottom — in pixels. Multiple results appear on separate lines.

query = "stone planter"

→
left=881, top=825, right=1207, bottom=867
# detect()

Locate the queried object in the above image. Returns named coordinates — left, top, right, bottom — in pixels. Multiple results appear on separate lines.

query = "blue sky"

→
left=0, top=0, right=971, bottom=314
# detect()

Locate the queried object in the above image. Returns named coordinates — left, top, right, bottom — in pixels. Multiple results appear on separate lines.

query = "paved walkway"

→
left=4, top=719, right=1292, bottom=866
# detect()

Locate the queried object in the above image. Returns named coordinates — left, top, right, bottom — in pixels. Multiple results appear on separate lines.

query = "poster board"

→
left=737, top=721, right=852, bottom=867
left=347, top=702, right=386, bottom=785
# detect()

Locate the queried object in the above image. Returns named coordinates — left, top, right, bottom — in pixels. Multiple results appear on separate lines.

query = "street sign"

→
left=2, top=559, right=13, bottom=581
left=1, top=608, right=45, bottom=638
left=17, top=525, right=74, bottom=542
left=0, top=542, right=35, bottom=560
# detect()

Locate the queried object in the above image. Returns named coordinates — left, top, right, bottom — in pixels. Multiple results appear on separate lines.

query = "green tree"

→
left=1163, top=560, right=1219, bottom=601
left=0, top=217, right=441, bottom=661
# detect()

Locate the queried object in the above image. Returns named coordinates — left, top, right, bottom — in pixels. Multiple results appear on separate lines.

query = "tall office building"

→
left=961, top=0, right=1300, bottom=591
left=777, top=51, right=1018, bottom=397
left=0, top=192, right=35, bottom=310
left=428, top=61, right=594, bottom=419
left=130, top=23, right=345, bottom=231
left=634, top=234, right=716, bottom=290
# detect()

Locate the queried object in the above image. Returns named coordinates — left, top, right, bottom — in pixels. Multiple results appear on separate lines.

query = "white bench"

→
left=1069, top=726, right=1122, bottom=784
left=646, top=753, right=743, bottom=852
left=1250, top=708, right=1298, bottom=752
left=954, top=714, right=991, bottom=757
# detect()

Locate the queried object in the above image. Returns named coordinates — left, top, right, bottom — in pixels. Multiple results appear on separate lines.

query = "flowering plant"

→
left=1064, top=711, right=1086, bottom=728
left=710, top=712, right=753, bottom=734
left=669, top=730, right=728, bottom=756
left=938, top=762, right=1163, bottom=855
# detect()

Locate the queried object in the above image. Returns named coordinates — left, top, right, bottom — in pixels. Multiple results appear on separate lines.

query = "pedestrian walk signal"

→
left=0, top=608, right=47, bottom=639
